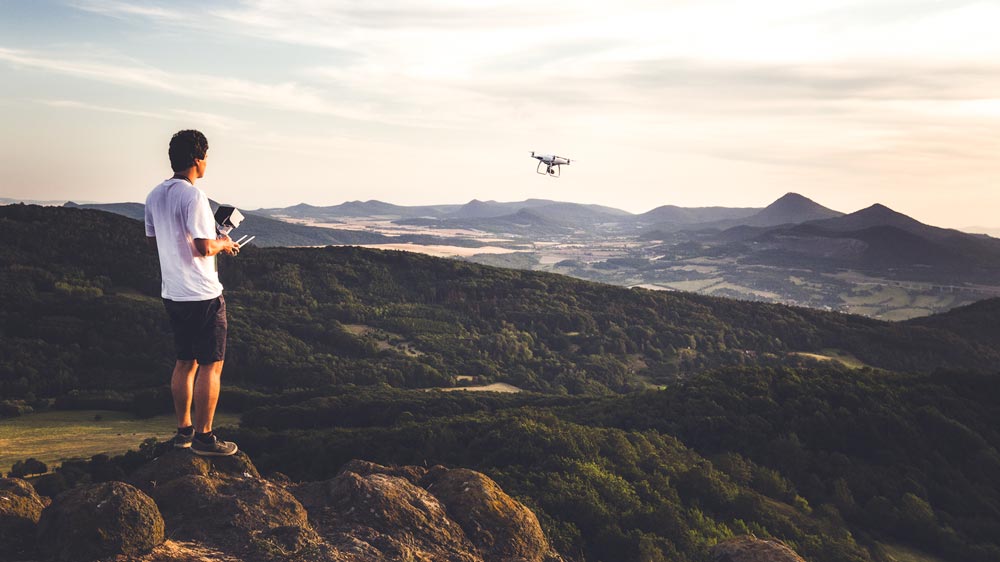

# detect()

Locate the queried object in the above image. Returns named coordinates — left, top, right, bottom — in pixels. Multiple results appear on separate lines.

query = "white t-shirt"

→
left=144, top=178, right=224, bottom=301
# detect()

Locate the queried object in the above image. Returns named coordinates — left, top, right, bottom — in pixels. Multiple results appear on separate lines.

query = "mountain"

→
left=254, top=198, right=635, bottom=232
left=3, top=203, right=998, bottom=403
left=396, top=207, right=573, bottom=236
left=963, top=226, right=1000, bottom=237
left=447, top=199, right=632, bottom=221
left=3, top=204, right=998, bottom=562
left=641, top=193, right=841, bottom=237
left=736, top=204, right=1000, bottom=276
left=61, top=201, right=392, bottom=247
left=806, top=203, right=942, bottom=237
left=907, top=297, right=1000, bottom=347
left=741, top=192, right=843, bottom=226
left=0, top=197, right=76, bottom=206
left=64, top=201, right=145, bottom=221
left=448, top=199, right=527, bottom=219
left=636, top=204, right=760, bottom=226
left=255, top=199, right=460, bottom=221
left=396, top=200, right=633, bottom=236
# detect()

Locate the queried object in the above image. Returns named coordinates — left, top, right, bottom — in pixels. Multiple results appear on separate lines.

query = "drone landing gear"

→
left=536, top=161, right=561, bottom=177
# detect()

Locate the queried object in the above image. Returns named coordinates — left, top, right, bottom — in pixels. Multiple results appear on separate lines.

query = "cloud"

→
left=0, top=47, right=368, bottom=123
left=70, top=0, right=184, bottom=21
left=39, top=100, right=249, bottom=131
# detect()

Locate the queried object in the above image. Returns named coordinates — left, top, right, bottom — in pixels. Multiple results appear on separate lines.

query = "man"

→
left=145, top=129, right=240, bottom=456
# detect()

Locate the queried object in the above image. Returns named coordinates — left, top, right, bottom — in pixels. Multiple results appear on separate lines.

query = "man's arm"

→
left=194, top=236, right=239, bottom=257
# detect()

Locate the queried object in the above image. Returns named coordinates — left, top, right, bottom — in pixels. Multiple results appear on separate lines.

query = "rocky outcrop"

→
left=422, top=466, right=558, bottom=562
left=289, top=458, right=564, bottom=562
left=36, top=481, right=164, bottom=561
left=0, top=477, right=47, bottom=560
left=1, top=449, right=564, bottom=562
left=710, top=535, right=808, bottom=562
left=296, top=462, right=479, bottom=561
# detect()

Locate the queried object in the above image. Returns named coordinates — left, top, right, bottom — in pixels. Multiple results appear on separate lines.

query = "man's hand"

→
left=218, top=233, right=240, bottom=256
left=223, top=237, right=240, bottom=256
left=194, top=234, right=240, bottom=257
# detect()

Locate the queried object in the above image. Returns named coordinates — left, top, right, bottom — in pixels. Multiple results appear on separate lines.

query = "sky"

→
left=1, top=0, right=999, bottom=228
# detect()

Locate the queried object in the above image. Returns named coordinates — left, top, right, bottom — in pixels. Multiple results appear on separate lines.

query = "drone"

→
left=531, top=152, right=572, bottom=177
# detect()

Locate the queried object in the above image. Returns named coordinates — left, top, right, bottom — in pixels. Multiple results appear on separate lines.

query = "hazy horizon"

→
left=3, top=1, right=1000, bottom=230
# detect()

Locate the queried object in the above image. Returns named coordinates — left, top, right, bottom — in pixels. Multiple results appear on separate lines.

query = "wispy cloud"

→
left=0, top=47, right=366, bottom=122
left=39, top=100, right=249, bottom=131
left=70, top=0, right=184, bottom=21
left=5, top=1, right=1000, bottom=225
left=40, top=99, right=167, bottom=120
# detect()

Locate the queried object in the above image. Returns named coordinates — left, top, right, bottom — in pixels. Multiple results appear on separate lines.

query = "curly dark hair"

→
left=168, top=130, right=209, bottom=172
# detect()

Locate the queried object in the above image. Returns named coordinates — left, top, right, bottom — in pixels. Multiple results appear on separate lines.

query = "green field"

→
left=790, top=348, right=867, bottom=369
left=0, top=410, right=240, bottom=474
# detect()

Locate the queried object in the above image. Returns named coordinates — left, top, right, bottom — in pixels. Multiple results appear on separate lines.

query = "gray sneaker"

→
left=190, top=434, right=238, bottom=457
left=172, top=430, right=194, bottom=449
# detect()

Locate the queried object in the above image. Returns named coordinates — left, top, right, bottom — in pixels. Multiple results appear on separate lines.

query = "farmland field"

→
left=0, top=410, right=241, bottom=474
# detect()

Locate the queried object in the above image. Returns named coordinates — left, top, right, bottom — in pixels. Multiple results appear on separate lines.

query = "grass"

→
left=879, top=308, right=933, bottom=321
left=661, top=278, right=724, bottom=292
left=789, top=349, right=867, bottom=370
left=839, top=286, right=962, bottom=320
left=876, top=542, right=948, bottom=562
left=0, top=409, right=240, bottom=474
left=432, top=383, right=523, bottom=393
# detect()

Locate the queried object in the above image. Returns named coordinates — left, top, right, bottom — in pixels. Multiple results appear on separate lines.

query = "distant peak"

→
left=778, top=192, right=808, bottom=201
left=857, top=203, right=902, bottom=216
left=766, top=193, right=816, bottom=208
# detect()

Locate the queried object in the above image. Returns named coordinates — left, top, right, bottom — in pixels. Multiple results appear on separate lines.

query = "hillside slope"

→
left=1, top=204, right=998, bottom=401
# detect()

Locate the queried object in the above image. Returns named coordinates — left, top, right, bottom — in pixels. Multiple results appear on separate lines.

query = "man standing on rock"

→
left=145, top=129, right=239, bottom=456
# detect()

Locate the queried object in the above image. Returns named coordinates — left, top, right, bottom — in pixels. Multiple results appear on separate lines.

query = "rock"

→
left=423, top=466, right=560, bottom=562
left=122, top=539, right=244, bottom=562
left=710, top=535, right=808, bottom=562
left=138, top=449, right=322, bottom=560
left=129, top=449, right=259, bottom=494
left=318, top=468, right=479, bottom=561
left=36, top=481, right=165, bottom=562
left=0, top=477, right=46, bottom=560
left=23, top=449, right=565, bottom=562
left=338, top=459, right=428, bottom=486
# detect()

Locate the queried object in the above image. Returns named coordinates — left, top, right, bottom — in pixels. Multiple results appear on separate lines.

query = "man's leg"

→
left=193, top=360, right=224, bottom=433
left=171, top=360, right=197, bottom=428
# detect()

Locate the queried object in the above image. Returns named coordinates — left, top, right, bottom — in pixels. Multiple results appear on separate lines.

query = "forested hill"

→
left=5, top=203, right=1000, bottom=562
left=1, top=203, right=997, bottom=400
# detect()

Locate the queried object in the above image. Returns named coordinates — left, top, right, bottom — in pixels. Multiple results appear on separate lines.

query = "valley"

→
left=323, top=217, right=992, bottom=321
left=64, top=192, right=1000, bottom=320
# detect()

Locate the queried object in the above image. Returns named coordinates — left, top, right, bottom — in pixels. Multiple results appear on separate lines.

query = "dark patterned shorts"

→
left=162, top=295, right=227, bottom=363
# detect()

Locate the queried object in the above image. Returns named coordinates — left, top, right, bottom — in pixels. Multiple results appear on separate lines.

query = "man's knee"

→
left=197, top=360, right=224, bottom=376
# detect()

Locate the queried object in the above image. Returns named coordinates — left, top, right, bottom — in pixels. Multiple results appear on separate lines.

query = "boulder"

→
left=137, top=449, right=321, bottom=560
left=290, top=462, right=479, bottom=561
left=36, top=481, right=164, bottom=562
left=423, top=466, right=560, bottom=562
left=0, top=477, right=46, bottom=560
left=710, top=535, right=808, bottom=562
left=20, top=449, right=566, bottom=562
left=129, top=449, right=259, bottom=493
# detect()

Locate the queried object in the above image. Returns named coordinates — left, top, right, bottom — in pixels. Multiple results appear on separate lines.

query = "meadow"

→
left=0, top=409, right=240, bottom=474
